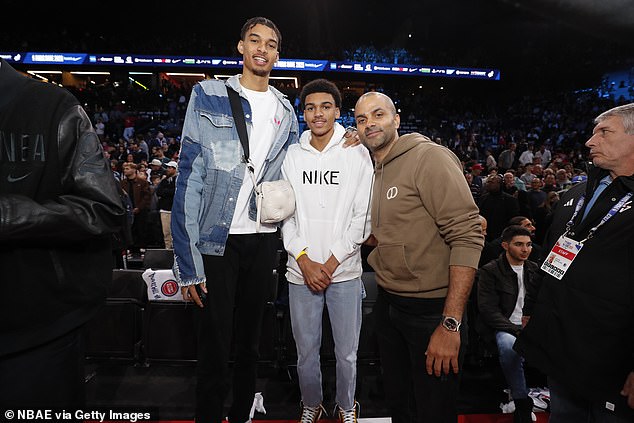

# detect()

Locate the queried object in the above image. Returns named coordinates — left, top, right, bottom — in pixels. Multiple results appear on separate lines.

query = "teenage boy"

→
left=281, top=79, right=373, bottom=423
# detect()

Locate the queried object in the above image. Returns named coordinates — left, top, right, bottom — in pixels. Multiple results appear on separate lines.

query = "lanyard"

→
left=565, top=192, right=633, bottom=243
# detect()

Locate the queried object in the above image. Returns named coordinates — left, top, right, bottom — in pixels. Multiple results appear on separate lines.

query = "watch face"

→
left=442, top=316, right=460, bottom=332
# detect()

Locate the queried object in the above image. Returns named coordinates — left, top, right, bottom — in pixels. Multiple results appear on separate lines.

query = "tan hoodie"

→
left=368, top=133, right=483, bottom=298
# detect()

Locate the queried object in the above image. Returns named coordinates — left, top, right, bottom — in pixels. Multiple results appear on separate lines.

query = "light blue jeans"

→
left=496, top=330, right=529, bottom=399
left=288, top=278, right=364, bottom=410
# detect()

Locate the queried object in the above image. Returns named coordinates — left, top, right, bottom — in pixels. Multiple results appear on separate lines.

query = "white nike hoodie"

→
left=281, top=122, right=374, bottom=284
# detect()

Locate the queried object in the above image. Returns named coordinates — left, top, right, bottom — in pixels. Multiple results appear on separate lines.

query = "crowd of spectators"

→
left=6, top=20, right=633, bottom=411
left=11, top=23, right=627, bottom=265
left=73, top=65, right=630, bottom=261
left=343, top=45, right=420, bottom=65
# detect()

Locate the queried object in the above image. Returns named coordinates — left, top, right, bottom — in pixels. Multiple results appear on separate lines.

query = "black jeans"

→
left=373, top=288, right=466, bottom=423
left=195, top=232, right=278, bottom=423
left=0, top=327, right=85, bottom=410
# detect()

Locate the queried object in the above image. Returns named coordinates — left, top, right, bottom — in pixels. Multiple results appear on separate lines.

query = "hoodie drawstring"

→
left=363, top=172, right=375, bottom=238
left=375, top=163, right=384, bottom=228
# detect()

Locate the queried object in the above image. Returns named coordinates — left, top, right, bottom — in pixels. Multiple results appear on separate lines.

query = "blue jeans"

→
left=288, top=278, right=364, bottom=410
left=495, top=331, right=529, bottom=399
left=548, top=377, right=633, bottom=423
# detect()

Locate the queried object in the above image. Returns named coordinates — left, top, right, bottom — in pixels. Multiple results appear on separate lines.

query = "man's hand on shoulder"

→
left=342, top=127, right=362, bottom=148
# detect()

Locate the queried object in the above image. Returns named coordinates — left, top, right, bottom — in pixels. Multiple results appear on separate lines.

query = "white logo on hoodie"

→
left=386, top=186, right=398, bottom=200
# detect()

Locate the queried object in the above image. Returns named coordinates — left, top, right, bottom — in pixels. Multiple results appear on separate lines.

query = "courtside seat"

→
left=85, top=269, right=147, bottom=363
left=142, top=300, right=198, bottom=363
left=142, top=248, right=174, bottom=270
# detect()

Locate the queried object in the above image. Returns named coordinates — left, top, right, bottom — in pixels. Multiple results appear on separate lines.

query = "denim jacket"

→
left=171, top=75, right=298, bottom=286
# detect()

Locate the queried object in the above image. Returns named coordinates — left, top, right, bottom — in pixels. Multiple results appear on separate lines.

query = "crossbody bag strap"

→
left=227, top=85, right=250, bottom=164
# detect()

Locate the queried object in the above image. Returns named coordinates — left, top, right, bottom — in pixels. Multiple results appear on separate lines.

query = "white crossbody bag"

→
left=227, top=86, right=296, bottom=231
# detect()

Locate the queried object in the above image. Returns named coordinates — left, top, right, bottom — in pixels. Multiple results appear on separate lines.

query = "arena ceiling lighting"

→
left=1, top=52, right=501, bottom=81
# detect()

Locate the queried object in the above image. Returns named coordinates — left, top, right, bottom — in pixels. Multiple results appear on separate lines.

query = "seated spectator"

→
left=465, top=172, right=481, bottom=202
left=469, top=162, right=485, bottom=190
left=519, top=163, right=535, bottom=186
left=502, top=171, right=531, bottom=218
left=541, top=172, right=558, bottom=193
left=478, top=174, right=521, bottom=241
left=555, top=168, right=572, bottom=191
left=482, top=216, right=543, bottom=265
left=526, top=177, right=547, bottom=218
left=533, top=191, right=559, bottom=245
left=149, top=159, right=165, bottom=179
left=477, top=225, right=540, bottom=423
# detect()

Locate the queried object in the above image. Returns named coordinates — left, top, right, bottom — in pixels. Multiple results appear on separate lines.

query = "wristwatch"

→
left=440, top=315, right=461, bottom=332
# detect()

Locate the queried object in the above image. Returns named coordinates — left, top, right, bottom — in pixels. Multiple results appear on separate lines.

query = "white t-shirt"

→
left=510, top=263, right=525, bottom=325
left=230, top=85, right=279, bottom=234
left=519, top=150, right=534, bottom=166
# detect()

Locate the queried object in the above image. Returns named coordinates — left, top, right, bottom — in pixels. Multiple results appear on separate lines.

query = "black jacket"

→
left=478, top=190, right=521, bottom=241
left=0, top=59, right=124, bottom=355
left=476, top=253, right=539, bottom=348
left=515, top=164, right=634, bottom=412
left=155, top=175, right=176, bottom=211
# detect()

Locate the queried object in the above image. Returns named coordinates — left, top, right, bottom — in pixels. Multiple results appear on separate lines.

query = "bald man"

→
left=354, top=92, right=483, bottom=423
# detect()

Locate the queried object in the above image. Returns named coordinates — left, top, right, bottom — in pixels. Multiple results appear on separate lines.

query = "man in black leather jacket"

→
left=477, top=225, right=540, bottom=423
left=0, top=58, right=124, bottom=408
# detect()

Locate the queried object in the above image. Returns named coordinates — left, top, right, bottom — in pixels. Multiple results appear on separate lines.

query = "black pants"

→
left=0, top=327, right=85, bottom=409
left=373, top=288, right=466, bottom=423
left=195, top=232, right=278, bottom=423
left=130, top=209, right=149, bottom=252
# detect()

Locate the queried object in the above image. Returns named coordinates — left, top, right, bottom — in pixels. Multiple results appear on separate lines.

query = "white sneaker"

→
left=299, top=402, right=325, bottom=423
left=335, top=401, right=359, bottom=423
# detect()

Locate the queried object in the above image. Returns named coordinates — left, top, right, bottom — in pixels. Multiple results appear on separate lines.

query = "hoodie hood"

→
left=379, top=133, right=434, bottom=168
left=299, top=122, right=346, bottom=153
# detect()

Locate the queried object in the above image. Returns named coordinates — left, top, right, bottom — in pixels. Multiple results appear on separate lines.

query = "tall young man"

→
left=171, top=17, right=299, bottom=423
left=354, top=91, right=483, bottom=423
left=281, top=79, right=373, bottom=423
